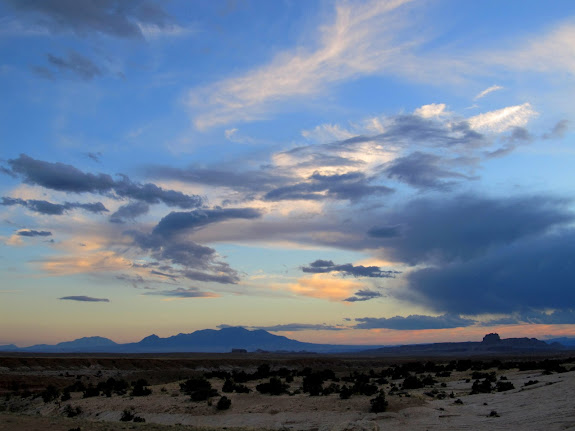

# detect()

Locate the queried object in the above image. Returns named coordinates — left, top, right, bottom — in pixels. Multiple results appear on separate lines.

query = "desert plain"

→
left=1, top=353, right=575, bottom=431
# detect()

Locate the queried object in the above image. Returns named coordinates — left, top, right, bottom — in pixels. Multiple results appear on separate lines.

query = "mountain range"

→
left=0, top=327, right=373, bottom=354
left=0, top=328, right=571, bottom=355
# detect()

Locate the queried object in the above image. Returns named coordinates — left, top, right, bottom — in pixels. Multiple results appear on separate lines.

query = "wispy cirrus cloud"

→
left=474, top=85, right=503, bottom=100
left=189, top=0, right=415, bottom=129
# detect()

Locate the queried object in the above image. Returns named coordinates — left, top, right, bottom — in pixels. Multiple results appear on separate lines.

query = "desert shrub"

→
left=256, top=377, right=289, bottom=395
left=190, top=388, right=219, bottom=401
left=131, top=379, right=152, bottom=396
left=402, top=375, right=423, bottom=390
left=83, top=385, right=99, bottom=398
left=369, top=391, right=388, bottom=413
left=524, top=380, right=539, bottom=387
left=120, top=409, right=134, bottom=422
left=60, top=389, right=71, bottom=401
left=257, top=363, right=271, bottom=378
left=422, top=375, right=438, bottom=386
left=472, top=371, right=496, bottom=382
left=68, top=428, right=81, bottom=431
left=435, top=371, right=451, bottom=378
left=180, top=377, right=212, bottom=394
left=66, top=381, right=86, bottom=393
left=302, top=373, right=324, bottom=396
left=496, top=381, right=515, bottom=392
left=133, top=416, right=146, bottom=422
left=217, top=396, right=232, bottom=410
left=63, top=404, right=82, bottom=418
left=353, top=382, right=378, bottom=396
left=322, top=383, right=341, bottom=396
left=340, top=385, right=353, bottom=399
left=471, top=379, right=493, bottom=394
left=222, top=379, right=235, bottom=393
left=234, top=383, right=250, bottom=393
left=41, top=385, right=60, bottom=403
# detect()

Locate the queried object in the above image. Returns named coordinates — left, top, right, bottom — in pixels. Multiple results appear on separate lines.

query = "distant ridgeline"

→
left=360, top=333, right=566, bottom=356
left=0, top=329, right=570, bottom=355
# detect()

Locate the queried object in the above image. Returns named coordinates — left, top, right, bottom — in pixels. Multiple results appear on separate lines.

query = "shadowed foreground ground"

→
left=1, top=354, right=575, bottom=430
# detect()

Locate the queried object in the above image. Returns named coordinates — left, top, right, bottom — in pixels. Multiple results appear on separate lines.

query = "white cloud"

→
left=474, top=85, right=503, bottom=100
left=188, top=0, right=415, bottom=129
left=468, top=103, right=537, bottom=133
left=414, top=103, right=447, bottom=119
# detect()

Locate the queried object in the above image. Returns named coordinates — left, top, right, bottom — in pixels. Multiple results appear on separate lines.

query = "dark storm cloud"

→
left=366, top=225, right=401, bottom=239
left=4, top=155, right=203, bottom=209
left=126, top=229, right=241, bottom=284
left=404, top=230, right=575, bottom=314
left=41, top=51, right=103, bottom=80
left=17, top=229, right=52, bottom=237
left=368, top=194, right=573, bottom=265
left=250, top=323, right=344, bottom=331
left=152, top=208, right=262, bottom=238
left=143, top=287, right=216, bottom=299
left=109, top=201, right=149, bottom=223
left=59, top=295, right=109, bottom=302
left=484, top=309, right=575, bottom=325
left=384, top=152, right=473, bottom=190
left=354, top=314, right=476, bottom=330
left=265, top=171, right=393, bottom=202
left=3, top=0, right=171, bottom=39
left=343, top=289, right=383, bottom=302
left=301, top=260, right=399, bottom=278
left=145, top=165, right=289, bottom=192
left=1, top=197, right=108, bottom=215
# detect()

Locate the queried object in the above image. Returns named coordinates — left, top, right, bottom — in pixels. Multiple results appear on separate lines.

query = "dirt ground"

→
left=1, top=354, right=575, bottom=431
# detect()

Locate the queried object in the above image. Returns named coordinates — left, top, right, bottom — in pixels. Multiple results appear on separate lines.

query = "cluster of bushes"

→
left=256, top=377, right=290, bottom=395
left=120, top=408, right=145, bottom=422
left=180, top=377, right=219, bottom=401
left=471, top=379, right=515, bottom=394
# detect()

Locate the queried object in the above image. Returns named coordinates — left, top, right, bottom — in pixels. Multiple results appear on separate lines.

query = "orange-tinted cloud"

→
left=290, top=274, right=363, bottom=301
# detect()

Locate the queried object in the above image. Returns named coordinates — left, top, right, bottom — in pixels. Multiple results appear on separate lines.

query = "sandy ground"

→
left=2, top=357, right=575, bottom=431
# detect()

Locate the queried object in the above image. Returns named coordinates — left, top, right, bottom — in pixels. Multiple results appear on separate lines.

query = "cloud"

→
left=474, top=85, right=504, bottom=100
left=354, top=314, right=475, bottom=330
left=36, top=51, right=103, bottom=80
left=404, top=229, right=575, bottom=315
left=143, top=287, right=218, bottom=299
left=384, top=151, right=474, bottom=190
left=413, top=103, right=447, bottom=119
left=343, top=289, right=383, bottom=302
left=1, top=197, right=108, bottom=215
left=3, top=0, right=173, bottom=39
left=290, top=275, right=364, bottom=301
left=302, top=259, right=399, bottom=278
left=144, top=165, right=290, bottom=193
left=59, top=296, right=110, bottom=302
left=4, top=154, right=203, bottom=209
left=467, top=103, right=537, bottom=133
left=189, top=0, right=415, bottom=129
left=17, top=229, right=52, bottom=237
left=264, top=171, right=393, bottom=202
left=109, top=201, right=149, bottom=224
left=251, top=323, right=345, bottom=332
left=40, top=251, right=132, bottom=276
left=487, top=21, right=575, bottom=76
left=126, top=230, right=242, bottom=284
left=152, top=207, right=262, bottom=238
left=367, top=194, right=573, bottom=265
left=543, top=119, right=569, bottom=139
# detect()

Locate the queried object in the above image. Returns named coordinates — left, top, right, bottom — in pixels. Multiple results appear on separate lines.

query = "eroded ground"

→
left=1, top=354, right=575, bottom=431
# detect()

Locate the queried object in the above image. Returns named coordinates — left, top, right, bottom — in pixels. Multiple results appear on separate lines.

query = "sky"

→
left=1, top=0, right=575, bottom=347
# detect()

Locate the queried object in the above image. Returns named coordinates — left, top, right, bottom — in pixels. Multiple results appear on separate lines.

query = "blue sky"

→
left=1, top=0, right=574, bottom=347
